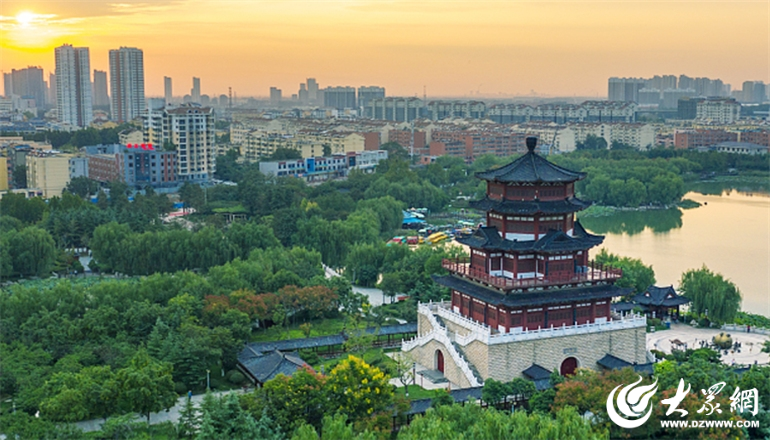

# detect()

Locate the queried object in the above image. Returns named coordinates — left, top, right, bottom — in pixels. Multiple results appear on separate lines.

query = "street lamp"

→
left=412, top=362, right=416, bottom=394
left=206, top=369, right=211, bottom=391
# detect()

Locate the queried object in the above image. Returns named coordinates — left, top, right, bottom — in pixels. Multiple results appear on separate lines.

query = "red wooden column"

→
left=513, top=254, right=518, bottom=279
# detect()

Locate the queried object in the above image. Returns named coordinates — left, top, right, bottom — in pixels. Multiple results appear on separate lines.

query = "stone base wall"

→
left=482, top=326, right=647, bottom=382
left=405, top=339, right=473, bottom=389
left=410, top=306, right=647, bottom=388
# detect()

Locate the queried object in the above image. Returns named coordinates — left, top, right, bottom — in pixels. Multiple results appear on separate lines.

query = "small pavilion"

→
left=632, top=285, right=690, bottom=320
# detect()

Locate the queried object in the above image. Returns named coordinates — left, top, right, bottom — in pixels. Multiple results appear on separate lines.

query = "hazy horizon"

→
left=1, top=1, right=768, bottom=99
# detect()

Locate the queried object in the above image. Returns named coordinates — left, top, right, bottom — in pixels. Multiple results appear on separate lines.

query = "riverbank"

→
left=578, top=203, right=688, bottom=218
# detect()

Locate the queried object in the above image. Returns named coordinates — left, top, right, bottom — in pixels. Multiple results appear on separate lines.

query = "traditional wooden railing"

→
left=441, top=258, right=622, bottom=290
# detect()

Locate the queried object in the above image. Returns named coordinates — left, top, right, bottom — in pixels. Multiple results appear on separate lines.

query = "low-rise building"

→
left=26, top=151, right=73, bottom=198
left=696, top=98, right=741, bottom=124
left=713, top=141, right=768, bottom=155
left=259, top=150, right=387, bottom=183
left=85, top=143, right=177, bottom=188
left=674, top=129, right=738, bottom=149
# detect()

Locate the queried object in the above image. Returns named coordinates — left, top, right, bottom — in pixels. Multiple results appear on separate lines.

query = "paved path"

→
left=647, top=323, right=770, bottom=366
left=74, top=389, right=240, bottom=433
left=323, top=264, right=386, bottom=306
left=386, top=353, right=456, bottom=391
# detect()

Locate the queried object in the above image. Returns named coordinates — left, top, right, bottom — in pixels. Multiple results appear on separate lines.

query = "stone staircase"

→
left=451, top=340, right=484, bottom=386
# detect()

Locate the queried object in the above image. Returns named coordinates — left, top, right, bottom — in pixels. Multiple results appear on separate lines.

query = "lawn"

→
left=394, top=385, right=444, bottom=401
left=249, top=317, right=349, bottom=342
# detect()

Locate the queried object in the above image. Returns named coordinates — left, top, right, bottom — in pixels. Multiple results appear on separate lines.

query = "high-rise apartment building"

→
left=191, top=77, right=201, bottom=103
left=2, top=73, right=11, bottom=97
left=607, top=77, right=646, bottom=102
left=323, top=86, right=356, bottom=110
left=143, top=104, right=215, bottom=182
left=164, top=76, right=173, bottom=103
left=357, top=86, right=385, bottom=109
left=48, top=73, right=57, bottom=105
left=109, top=47, right=145, bottom=123
left=92, top=70, right=110, bottom=107
left=298, top=84, right=309, bottom=104
left=307, top=78, right=319, bottom=104
left=6, top=66, right=47, bottom=107
left=55, top=44, right=93, bottom=127
left=741, top=81, right=766, bottom=104
left=270, top=87, right=282, bottom=103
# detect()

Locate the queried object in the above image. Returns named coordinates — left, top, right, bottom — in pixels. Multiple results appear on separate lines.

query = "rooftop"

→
left=475, top=139, right=586, bottom=183
left=455, top=221, right=605, bottom=255
left=432, top=274, right=629, bottom=306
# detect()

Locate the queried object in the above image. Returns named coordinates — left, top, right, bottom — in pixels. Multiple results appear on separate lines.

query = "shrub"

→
left=228, top=371, right=246, bottom=385
left=299, top=349, right=321, bottom=366
left=174, top=381, right=188, bottom=394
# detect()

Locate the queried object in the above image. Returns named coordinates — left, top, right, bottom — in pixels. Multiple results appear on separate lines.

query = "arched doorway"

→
left=560, top=357, right=578, bottom=376
left=435, top=350, right=445, bottom=373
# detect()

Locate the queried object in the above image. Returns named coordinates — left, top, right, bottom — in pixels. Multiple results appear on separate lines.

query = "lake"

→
left=580, top=184, right=770, bottom=318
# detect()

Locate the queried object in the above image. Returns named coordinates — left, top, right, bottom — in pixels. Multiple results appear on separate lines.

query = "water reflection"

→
left=687, top=181, right=770, bottom=197
left=579, top=208, right=683, bottom=236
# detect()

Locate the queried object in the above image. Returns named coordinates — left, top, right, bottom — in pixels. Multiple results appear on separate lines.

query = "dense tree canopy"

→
left=594, top=249, right=656, bottom=295
left=679, top=265, right=741, bottom=323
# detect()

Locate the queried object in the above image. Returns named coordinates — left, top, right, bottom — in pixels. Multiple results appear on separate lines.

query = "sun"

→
left=16, top=11, right=37, bottom=28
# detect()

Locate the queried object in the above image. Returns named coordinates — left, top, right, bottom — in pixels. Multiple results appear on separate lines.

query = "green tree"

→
left=481, top=378, right=510, bottom=405
left=65, top=176, right=100, bottom=198
left=679, top=265, right=741, bottom=323
left=344, top=242, right=385, bottom=287
left=269, top=147, right=303, bottom=161
left=397, top=403, right=603, bottom=440
left=115, top=350, right=178, bottom=425
left=12, top=164, right=27, bottom=188
left=325, top=355, right=393, bottom=423
left=180, top=182, right=206, bottom=213
left=378, top=272, right=403, bottom=304
left=594, top=249, right=655, bottom=295
left=2, top=227, right=57, bottom=278
left=576, top=134, right=608, bottom=150
left=0, top=193, right=45, bottom=224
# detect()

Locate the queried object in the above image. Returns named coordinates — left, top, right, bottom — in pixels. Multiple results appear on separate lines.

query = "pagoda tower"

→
left=402, top=137, right=649, bottom=388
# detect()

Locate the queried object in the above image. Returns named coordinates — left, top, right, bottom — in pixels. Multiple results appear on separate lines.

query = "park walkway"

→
left=74, top=389, right=239, bottom=433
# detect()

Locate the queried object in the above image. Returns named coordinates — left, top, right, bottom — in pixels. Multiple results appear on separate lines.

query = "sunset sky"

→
left=0, top=1, right=768, bottom=99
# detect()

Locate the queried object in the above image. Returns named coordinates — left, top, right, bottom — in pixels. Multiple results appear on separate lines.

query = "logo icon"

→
left=607, top=375, right=658, bottom=428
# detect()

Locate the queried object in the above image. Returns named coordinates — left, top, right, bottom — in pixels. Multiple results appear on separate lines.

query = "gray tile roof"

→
left=238, top=349, right=308, bottom=384
left=475, top=151, right=586, bottom=183
left=432, top=275, right=631, bottom=307
left=456, top=221, right=604, bottom=254
left=633, top=285, right=690, bottom=307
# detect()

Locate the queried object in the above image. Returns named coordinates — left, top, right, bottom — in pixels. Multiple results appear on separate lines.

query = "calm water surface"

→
left=580, top=187, right=770, bottom=318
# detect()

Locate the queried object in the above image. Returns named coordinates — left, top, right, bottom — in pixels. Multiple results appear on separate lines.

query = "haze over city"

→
left=1, top=0, right=768, bottom=98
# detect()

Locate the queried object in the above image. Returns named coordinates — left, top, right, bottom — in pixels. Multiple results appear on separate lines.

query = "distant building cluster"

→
left=609, top=75, right=768, bottom=108
left=269, top=78, right=386, bottom=115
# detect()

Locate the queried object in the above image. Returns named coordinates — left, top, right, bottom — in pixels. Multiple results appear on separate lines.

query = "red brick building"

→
left=431, top=130, right=526, bottom=160
left=88, top=154, right=124, bottom=183
left=388, top=129, right=427, bottom=151
left=739, top=130, right=770, bottom=147
left=674, top=129, right=737, bottom=149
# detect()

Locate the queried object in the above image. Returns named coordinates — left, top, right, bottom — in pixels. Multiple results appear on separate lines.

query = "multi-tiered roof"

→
left=435, top=137, right=629, bottom=333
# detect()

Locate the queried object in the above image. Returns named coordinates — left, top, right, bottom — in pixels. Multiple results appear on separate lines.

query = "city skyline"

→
left=0, top=1, right=767, bottom=99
